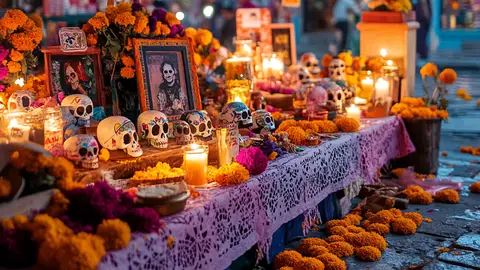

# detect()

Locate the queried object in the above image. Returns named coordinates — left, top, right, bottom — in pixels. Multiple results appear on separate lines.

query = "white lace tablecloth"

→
left=99, top=116, right=415, bottom=270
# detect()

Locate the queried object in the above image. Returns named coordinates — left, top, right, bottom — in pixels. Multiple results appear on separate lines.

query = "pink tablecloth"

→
left=99, top=116, right=415, bottom=270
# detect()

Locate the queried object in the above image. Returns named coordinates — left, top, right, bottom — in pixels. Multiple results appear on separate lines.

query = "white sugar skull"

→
left=63, top=134, right=99, bottom=169
left=61, top=94, right=94, bottom=122
left=172, top=120, right=193, bottom=144
left=251, top=110, right=275, bottom=132
left=137, top=110, right=169, bottom=149
left=180, top=110, right=213, bottom=140
left=8, top=91, right=36, bottom=111
left=97, top=116, right=143, bottom=157
left=282, top=64, right=311, bottom=88
left=219, top=102, right=252, bottom=128
left=326, top=83, right=345, bottom=112
left=300, top=53, right=321, bottom=76
left=328, top=58, right=346, bottom=81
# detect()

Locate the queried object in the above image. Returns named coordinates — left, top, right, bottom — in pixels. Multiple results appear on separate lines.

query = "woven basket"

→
left=127, top=175, right=185, bottom=188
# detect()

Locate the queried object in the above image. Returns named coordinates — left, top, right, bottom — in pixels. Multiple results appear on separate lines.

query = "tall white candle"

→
left=183, top=143, right=208, bottom=187
left=346, top=105, right=361, bottom=122
left=375, top=78, right=390, bottom=99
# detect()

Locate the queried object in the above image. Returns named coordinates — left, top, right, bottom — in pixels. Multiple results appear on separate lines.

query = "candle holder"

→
left=365, top=77, right=392, bottom=118
left=44, top=107, right=64, bottom=157
left=234, top=39, right=254, bottom=58
left=216, top=123, right=239, bottom=167
left=346, top=104, right=361, bottom=122
left=225, top=57, right=253, bottom=104
left=359, top=71, right=375, bottom=100
left=5, top=111, right=30, bottom=143
left=183, top=144, right=209, bottom=187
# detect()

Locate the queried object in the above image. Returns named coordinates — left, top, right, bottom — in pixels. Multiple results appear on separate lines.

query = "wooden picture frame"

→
left=270, top=23, right=297, bottom=67
left=133, top=38, right=201, bottom=120
left=236, top=8, right=272, bottom=49
left=43, top=46, right=105, bottom=106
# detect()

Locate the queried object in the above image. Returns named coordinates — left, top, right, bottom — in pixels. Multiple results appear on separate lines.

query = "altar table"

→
left=99, top=116, right=415, bottom=270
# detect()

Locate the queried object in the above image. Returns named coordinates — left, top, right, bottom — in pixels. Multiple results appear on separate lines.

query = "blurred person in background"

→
left=414, top=0, right=431, bottom=59
left=239, top=0, right=256, bottom=8
left=333, top=0, right=360, bottom=52
left=219, top=5, right=236, bottom=52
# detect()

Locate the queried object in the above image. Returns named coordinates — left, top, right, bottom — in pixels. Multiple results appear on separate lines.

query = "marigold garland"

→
left=214, top=162, right=250, bottom=186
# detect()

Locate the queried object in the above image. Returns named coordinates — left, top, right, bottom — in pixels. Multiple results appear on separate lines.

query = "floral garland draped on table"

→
left=99, top=116, right=415, bottom=270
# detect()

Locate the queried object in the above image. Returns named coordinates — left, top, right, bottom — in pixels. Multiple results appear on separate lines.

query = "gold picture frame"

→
left=270, top=23, right=297, bottom=66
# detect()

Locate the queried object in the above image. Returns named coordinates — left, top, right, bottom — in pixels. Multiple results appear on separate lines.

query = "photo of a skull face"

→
left=146, top=52, right=188, bottom=116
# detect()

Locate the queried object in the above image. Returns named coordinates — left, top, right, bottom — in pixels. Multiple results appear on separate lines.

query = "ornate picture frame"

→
left=42, top=46, right=105, bottom=106
left=236, top=8, right=272, bottom=50
left=133, top=38, right=201, bottom=120
left=270, top=23, right=297, bottom=66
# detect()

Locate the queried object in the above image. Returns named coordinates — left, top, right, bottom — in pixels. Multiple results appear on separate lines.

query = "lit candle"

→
left=346, top=104, right=361, bottom=122
left=354, top=97, right=367, bottom=105
left=380, top=48, right=387, bottom=58
left=242, top=43, right=252, bottom=57
left=44, top=116, right=64, bottom=157
left=270, top=54, right=284, bottom=80
left=375, top=78, right=390, bottom=99
left=183, top=143, right=208, bottom=187
left=225, top=57, right=252, bottom=80
left=8, top=118, right=30, bottom=142
left=360, top=76, right=374, bottom=99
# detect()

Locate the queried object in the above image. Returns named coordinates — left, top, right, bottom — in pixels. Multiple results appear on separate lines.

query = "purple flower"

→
left=176, top=24, right=185, bottom=37
left=168, top=25, right=180, bottom=38
left=0, top=46, right=8, bottom=62
left=59, top=215, right=94, bottom=233
left=148, top=16, right=158, bottom=33
left=0, top=65, right=8, bottom=81
left=0, top=228, right=37, bottom=268
left=152, top=8, right=167, bottom=22
left=236, top=147, right=268, bottom=175
left=122, top=207, right=163, bottom=233
left=132, top=2, right=143, bottom=12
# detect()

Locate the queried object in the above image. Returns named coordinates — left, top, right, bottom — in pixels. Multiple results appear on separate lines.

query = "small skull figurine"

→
left=97, top=116, right=143, bottom=157
left=180, top=110, right=213, bottom=140
left=172, top=120, right=193, bottom=145
left=326, top=83, right=345, bottom=112
left=306, top=85, right=327, bottom=113
left=8, top=90, right=36, bottom=111
left=61, top=94, right=94, bottom=126
left=328, top=58, right=346, bottom=82
left=282, top=64, right=312, bottom=88
left=137, top=110, right=169, bottom=149
left=251, top=110, right=275, bottom=133
left=300, top=53, right=321, bottom=77
left=63, top=134, right=99, bottom=169
left=219, top=102, right=253, bottom=128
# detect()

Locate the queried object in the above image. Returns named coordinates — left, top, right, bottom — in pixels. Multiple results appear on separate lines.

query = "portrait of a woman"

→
left=63, top=61, right=91, bottom=95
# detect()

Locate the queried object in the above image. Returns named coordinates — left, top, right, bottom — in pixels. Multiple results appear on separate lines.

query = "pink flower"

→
left=236, top=147, right=268, bottom=175
left=0, top=65, right=8, bottom=81
left=57, top=92, right=65, bottom=102
left=0, top=46, right=8, bottom=62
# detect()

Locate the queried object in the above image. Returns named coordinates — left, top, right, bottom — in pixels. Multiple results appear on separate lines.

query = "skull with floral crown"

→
left=219, top=102, right=252, bottom=128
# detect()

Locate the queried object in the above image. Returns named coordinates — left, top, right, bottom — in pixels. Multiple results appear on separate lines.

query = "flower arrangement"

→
left=0, top=74, right=49, bottom=103
left=367, top=0, right=412, bottom=12
left=83, top=3, right=185, bottom=79
left=214, top=162, right=250, bottom=186
left=419, top=62, right=457, bottom=110
left=185, top=28, right=224, bottom=69
left=390, top=97, right=449, bottom=120
left=236, top=147, right=268, bottom=175
left=131, top=162, right=184, bottom=180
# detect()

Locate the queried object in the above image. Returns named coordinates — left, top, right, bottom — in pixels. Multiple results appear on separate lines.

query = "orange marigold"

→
left=346, top=225, right=365, bottom=233
left=304, top=245, right=329, bottom=257
left=9, top=49, right=24, bottom=62
left=1, top=218, right=14, bottom=230
left=389, top=208, right=403, bottom=218
left=134, top=12, right=149, bottom=34
left=125, top=38, right=133, bottom=51
left=316, top=253, right=346, bottom=270
left=274, top=250, right=303, bottom=269
left=0, top=178, right=11, bottom=197
left=279, top=267, right=294, bottom=270
left=96, top=219, right=131, bottom=251
left=277, top=119, right=297, bottom=132
left=436, top=110, right=449, bottom=119
left=7, top=61, right=21, bottom=73
left=165, top=12, right=181, bottom=26
left=403, top=212, right=423, bottom=226
left=330, top=226, right=348, bottom=236
left=115, top=12, right=136, bottom=27
left=434, top=189, right=460, bottom=204
left=391, top=218, right=417, bottom=235
left=120, top=67, right=135, bottom=79
left=327, top=241, right=354, bottom=258
left=344, top=213, right=362, bottom=225
left=356, top=246, right=382, bottom=261
left=335, top=118, right=360, bottom=132
left=366, top=223, right=390, bottom=235
left=25, top=26, right=43, bottom=44
left=295, top=257, right=325, bottom=270
left=82, top=23, right=94, bottom=34
left=195, top=28, right=213, bottom=46
left=326, top=235, right=345, bottom=243
left=116, top=2, right=132, bottom=13
left=185, top=27, right=197, bottom=40
left=321, top=54, right=333, bottom=68
left=286, top=126, right=306, bottom=145
left=456, top=88, right=468, bottom=98
left=87, top=33, right=98, bottom=46
left=313, top=120, right=338, bottom=133
left=420, top=62, right=438, bottom=77
left=8, top=32, right=36, bottom=51
left=88, top=12, right=109, bottom=30
left=368, top=210, right=394, bottom=225
left=121, top=56, right=135, bottom=67
left=469, top=182, right=480, bottom=193
left=439, top=68, right=457, bottom=84
left=342, top=232, right=357, bottom=245
left=362, top=220, right=371, bottom=229
left=298, top=120, right=319, bottom=133
left=0, top=9, right=28, bottom=30
left=351, top=232, right=387, bottom=251
left=409, top=191, right=433, bottom=205
left=325, top=219, right=349, bottom=233
left=464, top=95, right=473, bottom=101
left=46, top=190, right=70, bottom=217
left=297, top=238, right=328, bottom=255
left=57, top=232, right=106, bottom=270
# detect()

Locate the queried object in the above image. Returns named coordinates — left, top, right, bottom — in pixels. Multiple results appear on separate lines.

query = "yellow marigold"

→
left=0, top=178, right=11, bottom=197
left=352, top=56, right=367, bottom=70
left=390, top=103, right=408, bottom=115
left=335, top=118, right=360, bottom=132
left=87, top=33, right=98, bottom=46
left=30, top=214, right=73, bottom=243
left=88, top=12, right=109, bottom=30
left=120, top=66, right=135, bottom=79
left=7, top=61, right=21, bottom=73
left=274, top=250, right=303, bottom=269
left=96, top=219, right=131, bottom=251
left=121, top=55, right=135, bottom=67
left=185, top=27, right=197, bottom=40
left=1, top=218, right=14, bottom=230
left=391, top=218, right=417, bottom=235
left=321, top=54, right=333, bottom=68
left=195, top=28, right=213, bottom=46
left=134, top=12, right=149, bottom=34
left=212, top=38, right=221, bottom=50
left=456, top=88, right=468, bottom=98
left=356, top=246, right=382, bottom=261
left=434, top=189, right=460, bottom=204
left=439, top=68, right=457, bottom=84
left=214, top=162, right=250, bottom=186
left=9, top=32, right=36, bottom=51
left=46, top=190, right=70, bottom=217
left=338, top=52, right=353, bottom=66
left=194, top=52, right=202, bottom=66
left=57, top=232, right=106, bottom=270
left=115, top=12, right=136, bottom=27
left=12, top=215, right=28, bottom=228
left=116, top=2, right=132, bottom=13
left=286, top=126, right=306, bottom=145
left=0, top=9, right=28, bottom=30
left=268, top=151, right=278, bottom=160
left=165, top=12, right=181, bottom=26
left=400, top=97, right=425, bottom=108
left=9, top=49, right=24, bottom=62
left=399, top=109, right=414, bottom=118
left=276, top=119, right=297, bottom=132
left=313, top=120, right=338, bottom=133
left=346, top=74, right=358, bottom=87
left=420, top=62, right=438, bottom=77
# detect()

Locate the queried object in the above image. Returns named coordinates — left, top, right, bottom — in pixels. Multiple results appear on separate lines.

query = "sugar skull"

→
left=306, top=84, right=327, bottom=113
left=328, top=58, right=346, bottom=81
left=219, top=102, right=252, bottom=128
left=325, top=81, right=345, bottom=112
left=180, top=110, right=213, bottom=140
left=300, top=53, right=321, bottom=77
left=282, top=64, right=311, bottom=88
left=97, top=116, right=143, bottom=157
left=8, top=91, right=36, bottom=111
left=251, top=110, right=275, bottom=133
left=172, top=120, right=193, bottom=145
left=137, top=110, right=169, bottom=149
left=61, top=94, right=94, bottom=125
left=63, top=134, right=99, bottom=169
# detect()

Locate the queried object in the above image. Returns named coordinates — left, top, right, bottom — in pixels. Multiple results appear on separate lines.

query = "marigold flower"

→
left=99, top=148, right=110, bottom=161
left=389, top=208, right=403, bottom=218
left=351, top=232, right=387, bottom=251
left=165, top=12, right=180, bottom=26
left=57, top=232, right=106, bottom=270
left=304, top=245, right=329, bottom=257
left=346, top=225, right=365, bottom=233
left=420, top=62, right=438, bottom=77
left=330, top=226, right=348, bottom=236
left=316, top=253, right=346, bottom=270
left=327, top=241, right=354, bottom=258
left=403, top=212, right=422, bottom=226
left=12, top=214, right=28, bottom=228
left=8, top=32, right=35, bottom=51
left=88, top=12, right=109, bottom=30
left=362, top=220, right=371, bottom=229
left=464, top=95, right=472, bottom=101
left=344, top=213, right=362, bottom=225
left=356, top=246, right=382, bottom=261
left=268, top=151, right=278, bottom=160
left=116, top=2, right=132, bottom=13
left=96, top=219, right=131, bottom=251
left=167, top=235, right=175, bottom=248
left=286, top=126, right=306, bottom=145
left=195, top=28, right=213, bottom=46
left=120, top=66, right=135, bottom=79
left=0, top=178, right=11, bottom=197
left=469, top=182, right=480, bottom=193
left=326, top=219, right=349, bottom=233
left=436, top=110, right=449, bottom=119
left=298, top=120, right=319, bottom=133
left=321, top=54, right=333, bottom=68
left=391, top=218, right=417, bottom=234
left=25, top=26, right=43, bottom=44
left=439, top=68, right=457, bottom=84
left=338, top=52, right=353, bottom=66
left=121, top=55, right=135, bottom=67
left=214, top=162, right=250, bottom=186
left=0, top=9, right=28, bottom=30
left=86, top=33, right=98, bottom=46
left=212, top=38, right=221, bottom=50
left=366, top=223, right=390, bottom=235
left=368, top=210, right=394, bottom=225
left=7, top=61, right=21, bottom=73
left=9, top=49, right=24, bottom=62
left=326, top=235, right=345, bottom=243
left=297, top=238, right=328, bottom=255
left=185, top=27, right=197, bottom=40
left=295, top=257, right=325, bottom=270
left=276, top=119, right=297, bottom=132
left=434, top=189, right=460, bottom=204
left=1, top=218, right=14, bottom=229
left=456, top=88, right=468, bottom=98
left=105, top=6, right=118, bottom=22
left=409, top=191, right=433, bottom=205
left=30, top=214, right=73, bottom=243
left=115, top=12, right=136, bottom=27
left=46, top=190, right=70, bottom=217
left=274, top=250, right=303, bottom=269
left=335, top=118, right=360, bottom=132
left=279, top=267, right=294, bottom=270
left=82, top=23, right=94, bottom=33
left=134, top=12, right=149, bottom=34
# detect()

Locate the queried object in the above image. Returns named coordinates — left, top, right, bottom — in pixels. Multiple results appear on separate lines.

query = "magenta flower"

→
left=236, top=147, right=268, bottom=175
left=152, top=8, right=167, bottom=22
left=122, top=207, right=164, bottom=233
left=0, top=85, right=5, bottom=92
left=0, top=65, right=8, bottom=81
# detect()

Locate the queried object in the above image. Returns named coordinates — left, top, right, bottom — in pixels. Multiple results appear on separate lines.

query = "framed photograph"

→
left=133, top=38, right=201, bottom=119
left=236, top=8, right=272, bottom=49
left=270, top=23, right=297, bottom=66
left=43, top=46, right=105, bottom=106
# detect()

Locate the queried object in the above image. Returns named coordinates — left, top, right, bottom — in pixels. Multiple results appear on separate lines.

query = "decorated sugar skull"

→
left=172, top=120, right=193, bottom=144
left=328, top=58, right=346, bottom=81
left=300, top=53, right=321, bottom=77
left=137, top=110, right=169, bottom=149
left=61, top=94, right=94, bottom=124
left=306, top=84, right=327, bottom=113
left=219, top=101, right=252, bottom=128
left=8, top=91, right=36, bottom=111
left=63, top=134, right=99, bottom=169
left=251, top=110, right=275, bottom=132
left=97, top=116, right=143, bottom=157
left=180, top=110, right=213, bottom=140
left=325, top=82, right=345, bottom=112
left=282, top=64, right=311, bottom=87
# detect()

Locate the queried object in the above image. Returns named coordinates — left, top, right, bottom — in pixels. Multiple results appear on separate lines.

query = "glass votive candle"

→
left=183, top=143, right=209, bottom=187
left=6, top=111, right=30, bottom=143
left=234, top=39, right=254, bottom=57
left=225, top=57, right=253, bottom=104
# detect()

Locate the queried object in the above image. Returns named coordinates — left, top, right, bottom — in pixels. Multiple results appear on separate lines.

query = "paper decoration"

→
left=59, top=27, right=88, bottom=52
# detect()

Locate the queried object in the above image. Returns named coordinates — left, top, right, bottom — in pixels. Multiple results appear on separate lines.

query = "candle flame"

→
left=9, top=119, right=18, bottom=126
left=380, top=49, right=387, bottom=58
left=234, top=96, right=242, bottom=102
left=14, top=78, right=25, bottom=87
left=190, top=143, right=199, bottom=149
left=367, top=70, right=372, bottom=75
left=387, top=60, right=393, bottom=66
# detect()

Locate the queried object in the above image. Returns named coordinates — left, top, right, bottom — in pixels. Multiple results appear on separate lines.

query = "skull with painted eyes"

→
left=61, top=94, right=94, bottom=126
left=63, top=134, right=99, bottom=169
left=250, top=109, right=275, bottom=133
left=301, top=53, right=321, bottom=76
left=180, top=110, right=213, bottom=140
left=219, top=102, right=253, bottom=128
left=328, top=58, right=346, bottom=81
left=97, top=116, right=143, bottom=157
left=137, top=110, right=169, bottom=149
